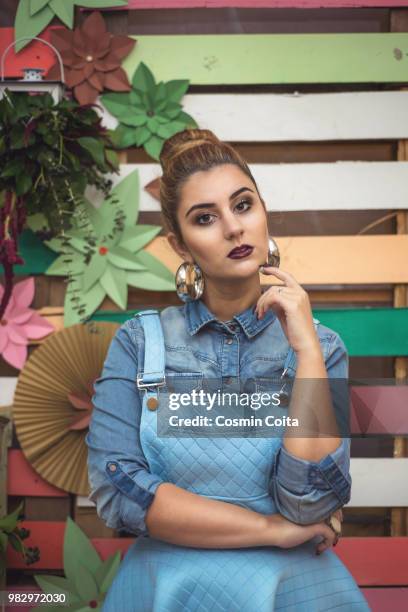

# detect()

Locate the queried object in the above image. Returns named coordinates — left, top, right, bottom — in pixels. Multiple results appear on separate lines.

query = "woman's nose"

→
left=223, top=214, right=244, bottom=240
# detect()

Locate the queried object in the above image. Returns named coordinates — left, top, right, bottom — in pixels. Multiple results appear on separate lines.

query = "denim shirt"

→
left=86, top=298, right=351, bottom=535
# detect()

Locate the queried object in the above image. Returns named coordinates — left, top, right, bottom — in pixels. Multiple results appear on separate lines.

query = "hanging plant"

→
left=0, top=501, right=40, bottom=584
left=14, top=0, right=127, bottom=52
left=0, top=89, right=119, bottom=320
left=101, top=62, right=199, bottom=160
left=28, top=170, right=175, bottom=326
left=47, top=11, right=136, bottom=106
left=33, top=517, right=121, bottom=610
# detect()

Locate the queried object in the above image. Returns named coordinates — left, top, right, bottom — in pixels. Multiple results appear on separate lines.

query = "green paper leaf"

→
left=128, top=250, right=175, bottom=285
left=119, top=224, right=161, bottom=252
left=73, top=562, right=99, bottom=603
left=15, top=0, right=54, bottom=52
left=146, top=117, right=159, bottom=134
left=127, top=269, right=175, bottom=292
left=49, top=0, right=74, bottom=27
left=0, top=502, right=24, bottom=532
left=94, top=552, right=121, bottom=594
left=45, top=251, right=85, bottom=276
left=177, top=110, right=199, bottom=127
left=109, top=124, right=137, bottom=149
left=164, top=79, right=190, bottom=103
left=132, top=62, right=156, bottom=93
left=134, top=126, right=151, bottom=147
left=64, top=277, right=105, bottom=327
left=30, top=0, right=51, bottom=17
left=107, top=169, right=140, bottom=226
left=120, top=113, right=148, bottom=128
left=107, top=246, right=147, bottom=271
left=34, top=575, right=79, bottom=601
left=63, top=517, right=101, bottom=584
left=78, top=137, right=106, bottom=168
left=83, top=253, right=108, bottom=292
left=162, top=101, right=182, bottom=120
left=144, top=135, right=163, bottom=161
left=156, top=121, right=186, bottom=140
left=101, top=93, right=131, bottom=120
left=100, top=265, right=127, bottom=309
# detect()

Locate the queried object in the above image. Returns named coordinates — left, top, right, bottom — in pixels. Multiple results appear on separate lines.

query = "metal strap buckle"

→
left=136, top=375, right=166, bottom=389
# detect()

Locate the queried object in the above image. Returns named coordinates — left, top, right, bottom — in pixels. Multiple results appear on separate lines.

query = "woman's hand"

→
left=269, top=508, right=344, bottom=554
left=255, top=267, right=319, bottom=354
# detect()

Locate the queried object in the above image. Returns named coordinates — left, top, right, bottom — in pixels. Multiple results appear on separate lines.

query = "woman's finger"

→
left=259, top=266, right=299, bottom=289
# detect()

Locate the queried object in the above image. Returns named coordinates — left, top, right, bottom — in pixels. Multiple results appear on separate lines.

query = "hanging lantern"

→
left=0, top=36, right=65, bottom=104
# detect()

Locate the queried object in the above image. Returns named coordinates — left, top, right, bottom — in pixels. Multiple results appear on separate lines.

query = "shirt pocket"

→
left=163, top=371, right=204, bottom=394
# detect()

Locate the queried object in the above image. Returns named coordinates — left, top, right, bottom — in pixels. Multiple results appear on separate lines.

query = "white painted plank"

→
left=86, top=162, right=408, bottom=212
left=0, top=378, right=18, bottom=407
left=348, top=458, right=408, bottom=507
left=99, top=91, right=408, bottom=141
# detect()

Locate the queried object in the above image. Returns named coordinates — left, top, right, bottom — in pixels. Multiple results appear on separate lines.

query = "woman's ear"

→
left=167, top=232, right=193, bottom=263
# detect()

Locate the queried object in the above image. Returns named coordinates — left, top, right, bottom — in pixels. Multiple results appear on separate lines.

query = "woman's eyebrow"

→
left=185, top=186, right=254, bottom=218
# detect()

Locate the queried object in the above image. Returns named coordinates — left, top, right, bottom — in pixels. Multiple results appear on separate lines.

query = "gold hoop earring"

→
left=175, top=262, right=204, bottom=302
left=259, top=236, right=280, bottom=275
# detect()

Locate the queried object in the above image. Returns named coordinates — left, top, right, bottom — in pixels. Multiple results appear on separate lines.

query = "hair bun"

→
left=159, top=128, right=220, bottom=172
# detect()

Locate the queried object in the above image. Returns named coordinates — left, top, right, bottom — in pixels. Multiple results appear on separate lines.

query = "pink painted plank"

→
left=7, top=449, right=68, bottom=498
left=123, top=1, right=408, bottom=9
left=361, top=588, right=408, bottom=612
left=350, top=386, right=408, bottom=435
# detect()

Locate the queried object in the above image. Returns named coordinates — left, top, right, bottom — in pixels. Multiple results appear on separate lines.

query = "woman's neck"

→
left=201, top=278, right=263, bottom=322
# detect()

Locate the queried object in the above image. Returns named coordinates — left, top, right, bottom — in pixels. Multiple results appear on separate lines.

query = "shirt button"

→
left=108, top=463, right=117, bottom=472
left=226, top=338, right=233, bottom=345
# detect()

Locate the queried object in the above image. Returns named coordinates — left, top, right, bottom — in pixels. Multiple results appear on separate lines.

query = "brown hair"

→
left=159, top=128, right=264, bottom=246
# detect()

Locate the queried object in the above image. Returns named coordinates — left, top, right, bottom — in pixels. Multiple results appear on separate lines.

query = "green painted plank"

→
left=14, top=229, right=57, bottom=275
left=89, top=307, right=408, bottom=357
left=123, top=34, right=408, bottom=85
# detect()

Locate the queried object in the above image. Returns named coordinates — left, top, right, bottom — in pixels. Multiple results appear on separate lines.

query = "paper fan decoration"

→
left=0, top=277, right=54, bottom=370
left=47, top=11, right=136, bottom=105
left=39, top=169, right=175, bottom=327
left=13, top=321, right=119, bottom=495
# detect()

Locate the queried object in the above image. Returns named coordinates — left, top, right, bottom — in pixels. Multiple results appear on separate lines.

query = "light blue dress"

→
left=86, top=300, right=371, bottom=611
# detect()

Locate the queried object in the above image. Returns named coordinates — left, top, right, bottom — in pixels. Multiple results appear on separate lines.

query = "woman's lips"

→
left=228, top=246, right=254, bottom=259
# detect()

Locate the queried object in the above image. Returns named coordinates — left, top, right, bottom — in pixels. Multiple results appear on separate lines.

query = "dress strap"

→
left=133, top=309, right=166, bottom=402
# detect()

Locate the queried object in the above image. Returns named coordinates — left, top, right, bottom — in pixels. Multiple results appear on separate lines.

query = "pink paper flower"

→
left=0, top=278, right=54, bottom=370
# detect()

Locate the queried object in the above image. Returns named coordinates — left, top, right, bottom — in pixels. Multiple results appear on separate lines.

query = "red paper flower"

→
left=47, top=11, right=136, bottom=105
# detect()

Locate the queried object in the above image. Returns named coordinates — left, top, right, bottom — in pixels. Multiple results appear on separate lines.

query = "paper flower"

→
left=68, top=380, right=95, bottom=431
left=101, top=62, right=199, bottom=160
left=43, top=169, right=175, bottom=326
left=0, top=277, right=54, bottom=370
left=46, top=11, right=135, bottom=105
left=35, top=517, right=121, bottom=608
left=14, top=0, right=127, bottom=52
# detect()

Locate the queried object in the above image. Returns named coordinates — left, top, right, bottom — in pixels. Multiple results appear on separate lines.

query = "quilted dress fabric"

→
left=87, top=303, right=371, bottom=612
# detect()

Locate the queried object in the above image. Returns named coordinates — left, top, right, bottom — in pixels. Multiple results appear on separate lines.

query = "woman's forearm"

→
left=145, top=482, right=277, bottom=548
left=283, top=348, right=342, bottom=462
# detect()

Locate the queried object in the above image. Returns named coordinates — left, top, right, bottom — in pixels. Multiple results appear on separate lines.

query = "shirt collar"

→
left=185, top=297, right=276, bottom=339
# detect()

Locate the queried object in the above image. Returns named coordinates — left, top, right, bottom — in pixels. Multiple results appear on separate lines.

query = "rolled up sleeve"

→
left=271, top=332, right=352, bottom=525
left=85, top=320, right=165, bottom=536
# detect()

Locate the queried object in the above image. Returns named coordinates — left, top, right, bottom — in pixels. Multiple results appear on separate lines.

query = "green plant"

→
left=101, top=61, right=198, bottom=160
left=0, top=501, right=40, bottom=584
left=0, top=89, right=119, bottom=319
left=33, top=517, right=121, bottom=611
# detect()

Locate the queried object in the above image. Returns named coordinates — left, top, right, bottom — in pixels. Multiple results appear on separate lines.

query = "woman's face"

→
left=167, top=163, right=269, bottom=283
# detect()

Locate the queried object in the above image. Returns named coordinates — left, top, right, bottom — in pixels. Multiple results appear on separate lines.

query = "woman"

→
left=86, top=129, right=370, bottom=611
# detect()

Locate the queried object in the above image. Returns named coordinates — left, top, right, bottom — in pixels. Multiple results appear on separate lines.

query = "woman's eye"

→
left=194, top=199, right=252, bottom=225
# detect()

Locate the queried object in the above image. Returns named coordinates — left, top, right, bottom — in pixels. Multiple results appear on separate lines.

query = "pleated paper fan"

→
left=13, top=321, right=120, bottom=495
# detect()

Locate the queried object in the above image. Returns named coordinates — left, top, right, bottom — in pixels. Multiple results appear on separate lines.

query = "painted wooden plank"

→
left=89, top=162, right=408, bottom=212
left=7, top=449, right=68, bottom=498
left=139, top=235, right=408, bottom=285
left=100, top=91, right=408, bottom=141
left=361, top=588, right=408, bottom=610
left=335, top=538, right=408, bottom=586
left=124, top=1, right=408, bottom=7
left=349, top=459, right=408, bottom=507
left=313, top=307, right=408, bottom=356
left=122, top=34, right=408, bottom=85
left=0, top=378, right=18, bottom=407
